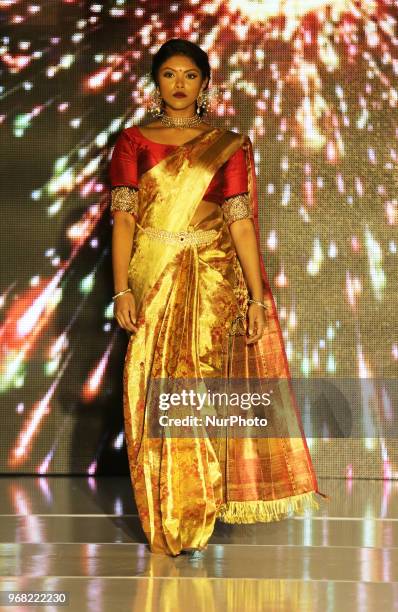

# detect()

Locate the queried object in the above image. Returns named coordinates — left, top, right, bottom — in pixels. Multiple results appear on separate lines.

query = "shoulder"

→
left=112, top=126, right=141, bottom=152
left=120, top=126, right=139, bottom=141
left=110, top=128, right=140, bottom=164
left=226, top=129, right=251, bottom=143
left=219, top=129, right=251, bottom=151
left=222, top=131, right=252, bottom=162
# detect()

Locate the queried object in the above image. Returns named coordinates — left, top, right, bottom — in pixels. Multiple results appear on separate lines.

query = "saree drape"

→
left=116, top=126, right=328, bottom=556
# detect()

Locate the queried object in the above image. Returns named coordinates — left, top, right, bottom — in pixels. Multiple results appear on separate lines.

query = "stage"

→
left=0, top=476, right=397, bottom=611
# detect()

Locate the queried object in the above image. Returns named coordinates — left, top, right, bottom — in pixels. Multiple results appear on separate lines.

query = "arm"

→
left=221, top=142, right=267, bottom=345
left=229, top=217, right=264, bottom=302
left=112, top=209, right=136, bottom=294
left=110, top=189, right=139, bottom=334
left=224, top=198, right=267, bottom=345
left=109, top=133, right=140, bottom=333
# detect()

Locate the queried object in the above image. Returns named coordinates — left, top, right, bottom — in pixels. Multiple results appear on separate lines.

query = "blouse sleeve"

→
left=109, top=131, right=139, bottom=219
left=221, top=144, right=253, bottom=226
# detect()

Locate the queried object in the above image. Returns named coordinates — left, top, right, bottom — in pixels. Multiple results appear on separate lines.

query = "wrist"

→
left=112, top=288, right=131, bottom=301
left=247, top=298, right=268, bottom=311
left=250, top=292, right=264, bottom=301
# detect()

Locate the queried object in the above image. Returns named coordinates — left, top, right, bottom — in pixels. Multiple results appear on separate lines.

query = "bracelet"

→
left=112, top=288, right=131, bottom=301
left=247, top=298, right=268, bottom=310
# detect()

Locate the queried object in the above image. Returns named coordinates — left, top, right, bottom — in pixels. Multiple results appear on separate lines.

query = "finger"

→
left=120, top=308, right=135, bottom=323
left=125, top=318, right=138, bottom=333
left=247, top=318, right=258, bottom=337
left=247, top=312, right=255, bottom=333
left=128, top=307, right=137, bottom=326
left=246, top=332, right=262, bottom=345
left=116, top=315, right=129, bottom=331
left=247, top=315, right=253, bottom=335
left=246, top=324, right=264, bottom=344
left=119, top=314, right=137, bottom=333
left=126, top=308, right=138, bottom=331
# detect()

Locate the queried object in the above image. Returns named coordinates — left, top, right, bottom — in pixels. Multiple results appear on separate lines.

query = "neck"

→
left=163, top=105, right=197, bottom=119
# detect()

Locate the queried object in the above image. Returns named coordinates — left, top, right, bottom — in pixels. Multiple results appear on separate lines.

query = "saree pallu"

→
left=121, top=127, right=328, bottom=556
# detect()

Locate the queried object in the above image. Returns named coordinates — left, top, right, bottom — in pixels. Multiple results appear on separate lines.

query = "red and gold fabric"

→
left=109, top=126, right=328, bottom=556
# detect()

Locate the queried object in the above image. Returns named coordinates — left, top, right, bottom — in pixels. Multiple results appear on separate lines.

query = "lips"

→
left=173, top=92, right=187, bottom=98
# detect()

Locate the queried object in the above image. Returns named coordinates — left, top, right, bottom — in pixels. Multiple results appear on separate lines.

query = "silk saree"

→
left=110, top=126, right=328, bottom=556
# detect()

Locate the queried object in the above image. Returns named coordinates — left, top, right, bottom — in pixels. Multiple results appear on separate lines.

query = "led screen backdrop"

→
left=1, top=1, right=397, bottom=476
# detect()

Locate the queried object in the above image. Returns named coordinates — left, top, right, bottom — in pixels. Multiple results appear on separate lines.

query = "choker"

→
left=159, top=113, right=203, bottom=129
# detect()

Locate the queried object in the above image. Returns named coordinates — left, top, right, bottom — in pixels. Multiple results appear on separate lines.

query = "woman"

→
left=109, top=39, right=328, bottom=556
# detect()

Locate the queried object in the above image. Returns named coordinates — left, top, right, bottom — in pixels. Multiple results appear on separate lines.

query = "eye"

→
left=187, top=73, right=197, bottom=79
left=163, top=71, right=174, bottom=77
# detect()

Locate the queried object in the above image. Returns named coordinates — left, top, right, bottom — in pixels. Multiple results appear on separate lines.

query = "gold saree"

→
left=121, top=127, right=328, bottom=556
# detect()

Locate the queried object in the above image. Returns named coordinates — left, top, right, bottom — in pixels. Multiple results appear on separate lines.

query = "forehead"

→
left=159, top=55, right=199, bottom=71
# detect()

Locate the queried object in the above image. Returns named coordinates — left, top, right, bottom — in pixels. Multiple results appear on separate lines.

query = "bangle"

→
left=112, top=288, right=131, bottom=301
left=248, top=298, right=268, bottom=310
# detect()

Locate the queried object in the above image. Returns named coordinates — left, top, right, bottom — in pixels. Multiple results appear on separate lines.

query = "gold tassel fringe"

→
left=216, top=491, right=321, bottom=524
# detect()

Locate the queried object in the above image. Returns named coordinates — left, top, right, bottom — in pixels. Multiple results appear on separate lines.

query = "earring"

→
left=148, top=86, right=164, bottom=117
left=196, top=89, right=210, bottom=115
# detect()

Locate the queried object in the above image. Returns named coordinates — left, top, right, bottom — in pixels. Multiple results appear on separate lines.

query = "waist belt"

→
left=135, top=222, right=219, bottom=247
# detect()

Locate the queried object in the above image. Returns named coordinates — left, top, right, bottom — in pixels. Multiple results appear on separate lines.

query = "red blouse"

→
left=109, top=126, right=248, bottom=204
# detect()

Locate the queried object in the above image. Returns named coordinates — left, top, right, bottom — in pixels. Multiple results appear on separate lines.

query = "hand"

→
left=113, top=292, right=138, bottom=333
left=246, top=303, right=266, bottom=345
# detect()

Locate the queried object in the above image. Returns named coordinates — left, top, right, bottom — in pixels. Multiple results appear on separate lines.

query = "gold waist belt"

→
left=136, top=222, right=219, bottom=247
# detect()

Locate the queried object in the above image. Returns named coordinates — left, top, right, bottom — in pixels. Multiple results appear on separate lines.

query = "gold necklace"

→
left=159, top=113, right=203, bottom=129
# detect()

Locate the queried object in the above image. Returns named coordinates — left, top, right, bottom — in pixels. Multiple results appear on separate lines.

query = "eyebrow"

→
left=161, top=66, right=199, bottom=72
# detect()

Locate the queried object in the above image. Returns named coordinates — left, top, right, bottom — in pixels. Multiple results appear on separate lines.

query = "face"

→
left=157, top=55, right=209, bottom=112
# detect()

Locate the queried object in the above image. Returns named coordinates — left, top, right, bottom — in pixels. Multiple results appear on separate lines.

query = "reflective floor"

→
left=0, top=476, right=397, bottom=611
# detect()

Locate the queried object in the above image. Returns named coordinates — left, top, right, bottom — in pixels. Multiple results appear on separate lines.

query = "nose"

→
left=175, top=72, right=185, bottom=87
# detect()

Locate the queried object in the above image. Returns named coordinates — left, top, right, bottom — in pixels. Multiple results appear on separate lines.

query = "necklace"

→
left=159, top=113, right=203, bottom=129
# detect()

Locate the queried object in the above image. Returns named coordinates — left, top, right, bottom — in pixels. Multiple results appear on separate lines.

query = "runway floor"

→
left=0, top=476, right=397, bottom=611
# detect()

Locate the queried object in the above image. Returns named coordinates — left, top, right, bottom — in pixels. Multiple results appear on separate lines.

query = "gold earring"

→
left=196, top=89, right=210, bottom=115
left=149, top=86, right=164, bottom=117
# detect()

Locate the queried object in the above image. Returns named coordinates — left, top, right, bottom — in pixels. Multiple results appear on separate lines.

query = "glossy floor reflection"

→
left=0, top=476, right=397, bottom=611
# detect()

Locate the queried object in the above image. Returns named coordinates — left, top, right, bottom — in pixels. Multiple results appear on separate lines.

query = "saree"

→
left=117, top=126, right=328, bottom=556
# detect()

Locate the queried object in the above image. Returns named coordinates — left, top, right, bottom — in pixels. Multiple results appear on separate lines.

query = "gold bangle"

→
left=112, top=288, right=131, bottom=301
left=247, top=298, right=267, bottom=310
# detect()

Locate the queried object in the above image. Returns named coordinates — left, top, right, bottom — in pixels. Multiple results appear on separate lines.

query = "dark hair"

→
left=150, top=38, right=211, bottom=117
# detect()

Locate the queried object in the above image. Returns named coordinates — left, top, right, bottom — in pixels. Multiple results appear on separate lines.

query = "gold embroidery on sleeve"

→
left=111, top=186, right=139, bottom=217
left=222, top=192, right=252, bottom=225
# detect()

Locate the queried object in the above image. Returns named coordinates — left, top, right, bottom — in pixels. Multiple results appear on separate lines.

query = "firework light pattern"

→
left=0, top=1, right=397, bottom=480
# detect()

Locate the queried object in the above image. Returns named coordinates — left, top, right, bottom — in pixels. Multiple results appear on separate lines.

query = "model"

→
left=109, top=38, right=328, bottom=556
